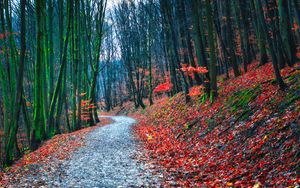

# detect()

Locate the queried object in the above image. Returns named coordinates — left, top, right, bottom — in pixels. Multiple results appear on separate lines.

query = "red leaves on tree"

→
left=188, top=85, right=204, bottom=97
left=195, top=66, right=209, bottom=74
left=153, top=83, right=172, bottom=93
left=80, top=99, right=96, bottom=121
left=181, top=64, right=208, bottom=75
left=153, top=77, right=172, bottom=93
left=181, top=64, right=208, bottom=81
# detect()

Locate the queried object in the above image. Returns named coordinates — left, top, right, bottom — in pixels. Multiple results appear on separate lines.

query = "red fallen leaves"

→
left=133, top=62, right=300, bottom=187
left=0, top=118, right=112, bottom=186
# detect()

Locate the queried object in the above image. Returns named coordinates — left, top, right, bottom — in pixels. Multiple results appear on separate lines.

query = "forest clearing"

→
left=0, top=0, right=300, bottom=187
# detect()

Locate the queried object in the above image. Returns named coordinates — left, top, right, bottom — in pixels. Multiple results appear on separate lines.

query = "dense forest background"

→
left=0, top=0, right=299, bottom=169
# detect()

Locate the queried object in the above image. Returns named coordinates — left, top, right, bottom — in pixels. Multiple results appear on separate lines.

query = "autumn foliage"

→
left=133, top=62, right=300, bottom=187
left=153, top=77, right=172, bottom=93
left=181, top=64, right=208, bottom=75
left=188, top=85, right=204, bottom=97
left=80, top=98, right=97, bottom=121
left=181, top=64, right=209, bottom=80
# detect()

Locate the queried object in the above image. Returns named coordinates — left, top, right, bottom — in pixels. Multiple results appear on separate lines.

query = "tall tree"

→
left=205, top=0, right=218, bottom=99
left=32, top=0, right=47, bottom=149
left=4, top=0, right=26, bottom=164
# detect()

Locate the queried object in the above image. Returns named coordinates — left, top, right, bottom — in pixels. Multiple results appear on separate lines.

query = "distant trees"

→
left=114, top=0, right=162, bottom=108
left=0, top=0, right=107, bottom=166
left=110, top=0, right=299, bottom=107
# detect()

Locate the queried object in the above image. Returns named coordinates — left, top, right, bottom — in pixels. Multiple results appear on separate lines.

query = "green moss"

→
left=270, top=79, right=277, bottom=85
left=240, top=109, right=252, bottom=121
left=278, top=73, right=300, bottom=112
left=201, top=93, right=208, bottom=104
left=226, top=87, right=261, bottom=114
left=280, top=89, right=300, bottom=110
left=206, top=118, right=217, bottom=130
left=287, top=73, right=298, bottom=81
left=141, top=107, right=147, bottom=114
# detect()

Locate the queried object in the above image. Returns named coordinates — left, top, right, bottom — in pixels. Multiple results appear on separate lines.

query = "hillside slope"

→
left=131, top=62, right=300, bottom=187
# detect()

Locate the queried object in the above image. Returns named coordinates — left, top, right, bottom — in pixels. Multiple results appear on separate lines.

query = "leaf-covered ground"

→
left=130, top=62, right=300, bottom=187
left=0, top=118, right=112, bottom=187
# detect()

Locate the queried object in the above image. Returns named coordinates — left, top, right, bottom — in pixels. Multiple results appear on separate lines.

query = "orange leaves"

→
left=79, top=92, right=87, bottom=97
left=181, top=65, right=208, bottom=74
left=226, top=182, right=233, bottom=187
left=80, top=99, right=97, bottom=121
left=188, top=85, right=204, bottom=97
left=180, top=63, right=188, bottom=71
left=181, top=64, right=208, bottom=81
left=81, top=99, right=91, bottom=106
left=292, top=23, right=299, bottom=31
left=153, top=76, right=172, bottom=93
left=88, top=104, right=97, bottom=109
left=153, top=82, right=172, bottom=93
left=195, top=67, right=209, bottom=74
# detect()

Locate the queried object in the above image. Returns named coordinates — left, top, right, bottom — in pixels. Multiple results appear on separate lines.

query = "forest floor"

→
left=1, top=117, right=161, bottom=187
left=107, top=62, right=300, bottom=187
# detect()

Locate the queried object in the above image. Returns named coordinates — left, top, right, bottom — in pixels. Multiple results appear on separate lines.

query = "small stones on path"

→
left=50, top=116, right=161, bottom=187
left=1, top=116, right=161, bottom=188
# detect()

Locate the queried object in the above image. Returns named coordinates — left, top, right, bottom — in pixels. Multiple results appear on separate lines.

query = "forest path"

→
left=54, top=116, right=160, bottom=187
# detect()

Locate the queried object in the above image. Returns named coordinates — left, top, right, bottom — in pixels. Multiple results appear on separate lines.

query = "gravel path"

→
left=54, top=116, right=161, bottom=187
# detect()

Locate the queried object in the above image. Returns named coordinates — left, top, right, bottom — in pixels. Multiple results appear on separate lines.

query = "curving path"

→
left=55, top=116, right=161, bottom=187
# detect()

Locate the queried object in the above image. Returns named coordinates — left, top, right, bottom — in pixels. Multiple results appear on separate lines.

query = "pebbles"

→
left=50, top=116, right=161, bottom=188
